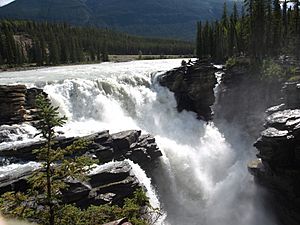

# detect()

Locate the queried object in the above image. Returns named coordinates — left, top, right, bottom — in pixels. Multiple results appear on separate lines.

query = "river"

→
left=0, top=59, right=277, bottom=225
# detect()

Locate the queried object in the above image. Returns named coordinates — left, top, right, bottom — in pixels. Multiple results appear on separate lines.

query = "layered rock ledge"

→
left=158, top=59, right=217, bottom=121
left=0, top=129, right=162, bottom=169
left=0, top=160, right=142, bottom=208
left=248, top=81, right=300, bottom=225
left=0, top=85, right=45, bottom=125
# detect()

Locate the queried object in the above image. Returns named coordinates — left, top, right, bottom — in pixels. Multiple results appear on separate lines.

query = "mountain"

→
left=0, top=0, right=238, bottom=40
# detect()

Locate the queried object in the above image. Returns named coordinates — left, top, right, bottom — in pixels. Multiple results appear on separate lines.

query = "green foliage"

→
left=1, top=188, right=155, bottom=225
left=225, top=57, right=237, bottom=68
left=196, top=0, right=300, bottom=62
left=54, top=188, right=156, bottom=225
left=262, top=59, right=286, bottom=81
left=288, top=75, right=300, bottom=82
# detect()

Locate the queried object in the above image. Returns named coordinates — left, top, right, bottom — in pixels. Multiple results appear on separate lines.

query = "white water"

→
left=0, top=59, right=276, bottom=225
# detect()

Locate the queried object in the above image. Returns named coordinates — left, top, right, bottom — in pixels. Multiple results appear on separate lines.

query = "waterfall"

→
left=0, top=59, right=277, bottom=225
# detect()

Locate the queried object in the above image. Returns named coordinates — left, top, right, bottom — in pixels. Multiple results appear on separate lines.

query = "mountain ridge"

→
left=0, top=0, right=238, bottom=40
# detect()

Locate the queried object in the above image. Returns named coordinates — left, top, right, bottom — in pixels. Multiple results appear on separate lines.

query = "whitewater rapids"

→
left=0, top=59, right=277, bottom=225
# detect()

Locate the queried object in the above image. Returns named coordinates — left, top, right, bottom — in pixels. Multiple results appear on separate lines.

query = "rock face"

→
left=0, top=130, right=162, bottom=169
left=216, top=58, right=283, bottom=137
left=0, top=85, right=45, bottom=126
left=158, top=59, right=217, bottom=121
left=248, top=81, right=300, bottom=225
left=0, top=161, right=141, bottom=208
left=103, top=218, right=132, bottom=225
left=64, top=161, right=140, bottom=207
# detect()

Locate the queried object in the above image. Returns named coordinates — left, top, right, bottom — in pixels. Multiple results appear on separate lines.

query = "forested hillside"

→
left=0, top=0, right=238, bottom=40
left=196, top=0, right=300, bottom=62
left=0, top=20, right=194, bottom=67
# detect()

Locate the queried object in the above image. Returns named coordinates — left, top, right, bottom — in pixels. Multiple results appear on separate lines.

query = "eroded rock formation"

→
left=0, top=85, right=45, bottom=125
left=248, top=81, right=300, bottom=225
left=158, top=59, right=217, bottom=121
left=0, top=130, right=162, bottom=168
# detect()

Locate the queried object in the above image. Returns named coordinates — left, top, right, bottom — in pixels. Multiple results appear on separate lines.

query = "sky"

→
left=0, top=0, right=15, bottom=7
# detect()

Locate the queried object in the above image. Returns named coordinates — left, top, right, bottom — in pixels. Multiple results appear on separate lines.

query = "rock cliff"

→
left=0, top=85, right=45, bottom=126
left=158, top=59, right=217, bottom=121
left=216, top=59, right=282, bottom=137
left=248, top=81, right=300, bottom=225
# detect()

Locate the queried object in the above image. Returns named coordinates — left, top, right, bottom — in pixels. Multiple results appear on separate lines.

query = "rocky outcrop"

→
left=0, top=85, right=45, bottom=126
left=0, top=161, right=141, bottom=208
left=216, top=58, right=283, bottom=137
left=248, top=81, right=300, bottom=225
left=103, top=218, right=132, bottom=225
left=64, top=161, right=140, bottom=207
left=0, top=130, right=162, bottom=169
left=158, top=59, right=217, bottom=121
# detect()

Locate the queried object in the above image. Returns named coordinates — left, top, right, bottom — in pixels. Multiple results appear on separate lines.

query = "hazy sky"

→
left=0, top=0, right=15, bottom=7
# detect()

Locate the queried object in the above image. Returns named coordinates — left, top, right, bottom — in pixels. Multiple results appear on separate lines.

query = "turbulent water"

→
left=0, top=59, right=277, bottom=225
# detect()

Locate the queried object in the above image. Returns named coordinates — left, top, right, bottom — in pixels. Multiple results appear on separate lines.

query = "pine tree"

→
left=0, top=95, right=96, bottom=225
left=49, top=33, right=60, bottom=65
left=272, top=0, right=282, bottom=56
left=196, top=21, right=203, bottom=58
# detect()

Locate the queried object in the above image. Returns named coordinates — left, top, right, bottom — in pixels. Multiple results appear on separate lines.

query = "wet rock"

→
left=0, top=130, right=162, bottom=169
left=102, top=218, right=132, bottom=225
left=248, top=159, right=265, bottom=177
left=283, top=82, right=300, bottom=109
left=261, top=127, right=289, bottom=139
left=0, top=162, right=40, bottom=195
left=112, top=130, right=141, bottom=151
left=63, top=161, right=140, bottom=208
left=265, top=109, right=300, bottom=130
left=249, top=81, right=300, bottom=225
left=158, top=59, right=217, bottom=121
left=266, top=104, right=286, bottom=115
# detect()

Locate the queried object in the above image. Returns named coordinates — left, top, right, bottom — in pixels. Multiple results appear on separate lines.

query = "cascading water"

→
left=0, top=59, right=277, bottom=225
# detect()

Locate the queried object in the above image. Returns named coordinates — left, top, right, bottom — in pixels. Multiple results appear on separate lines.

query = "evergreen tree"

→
left=196, top=21, right=203, bottom=58
left=0, top=95, right=95, bottom=225
left=49, top=33, right=60, bottom=65
left=272, top=0, right=282, bottom=56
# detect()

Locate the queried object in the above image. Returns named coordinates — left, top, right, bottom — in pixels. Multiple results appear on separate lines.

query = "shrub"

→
left=261, top=59, right=286, bottom=81
left=55, top=188, right=153, bottom=225
left=225, top=57, right=237, bottom=68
